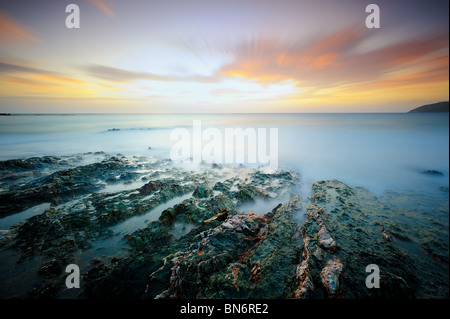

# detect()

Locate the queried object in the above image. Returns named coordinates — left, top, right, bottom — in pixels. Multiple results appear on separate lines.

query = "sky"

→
left=0, top=0, right=448, bottom=113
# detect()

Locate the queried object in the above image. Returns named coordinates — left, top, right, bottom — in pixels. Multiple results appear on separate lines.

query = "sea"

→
left=0, top=113, right=448, bottom=195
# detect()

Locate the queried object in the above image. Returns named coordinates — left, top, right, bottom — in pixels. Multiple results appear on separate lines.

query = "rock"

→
left=111, top=257, right=121, bottom=263
left=300, top=180, right=442, bottom=298
left=317, top=226, right=337, bottom=251
left=0, top=229, right=16, bottom=247
left=139, top=180, right=164, bottom=195
left=421, top=170, right=444, bottom=176
left=293, top=236, right=314, bottom=299
left=408, top=101, right=449, bottom=113
left=440, top=186, right=449, bottom=193
left=38, top=259, right=62, bottom=277
left=320, top=256, right=343, bottom=296
left=142, top=197, right=301, bottom=299
left=312, top=246, right=326, bottom=261
left=192, top=186, right=211, bottom=198
left=382, top=231, right=392, bottom=241
left=379, top=226, right=393, bottom=241
left=203, top=209, right=230, bottom=224
left=91, top=258, right=103, bottom=264
left=294, top=260, right=313, bottom=298
left=0, top=156, right=128, bottom=218
left=159, top=208, right=177, bottom=226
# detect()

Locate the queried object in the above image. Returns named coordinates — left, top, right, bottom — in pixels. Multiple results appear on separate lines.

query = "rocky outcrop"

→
left=408, top=101, right=449, bottom=113
left=0, top=154, right=448, bottom=299
left=0, top=154, right=301, bottom=298
left=81, top=179, right=301, bottom=299
left=293, top=180, right=448, bottom=299
left=144, top=196, right=302, bottom=299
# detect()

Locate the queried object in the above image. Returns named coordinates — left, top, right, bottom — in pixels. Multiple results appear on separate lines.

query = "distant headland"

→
left=408, top=101, right=449, bottom=113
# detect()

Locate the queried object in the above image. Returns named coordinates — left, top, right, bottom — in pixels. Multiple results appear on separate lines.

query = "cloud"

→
left=2, top=76, right=43, bottom=86
left=88, top=0, right=116, bottom=17
left=218, top=27, right=449, bottom=89
left=84, top=64, right=220, bottom=83
left=0, top=61, right=91, bottom=98
left=0, top=11, right=39, bottom=43
left=0, top=62, right=84, bottom=84
left=0, top=61, right=90, bottom=85
left=0, top=61, right=46, bottom=74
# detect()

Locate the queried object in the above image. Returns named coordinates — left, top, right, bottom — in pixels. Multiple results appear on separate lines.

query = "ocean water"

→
left=0, top=113, right=448, bottom=195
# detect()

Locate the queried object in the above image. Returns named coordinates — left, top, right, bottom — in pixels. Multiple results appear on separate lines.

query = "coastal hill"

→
left=408, top=101, right=449, bottom=113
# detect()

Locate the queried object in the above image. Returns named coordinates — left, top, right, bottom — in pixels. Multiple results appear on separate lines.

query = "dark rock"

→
left=192, top=186, right=211, bottom=198
left=440, top=186, right=449, bottom=193
left=139, top=180, right=164, bottom=195
left=421, top=169, right=444, bottom=176
left=0, top=157, right=129, bottom=218
left=38, top=259, right=62, bottom=277
left=408, top=101, right=449, bottom=113
left=28, top=282, right=59, bottom=299
left=203, top=208, right=230, bottom=224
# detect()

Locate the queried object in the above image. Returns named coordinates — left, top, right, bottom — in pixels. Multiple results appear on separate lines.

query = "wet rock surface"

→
left=0, top=155, right=448, bottom=299
left=296, top=180, right=449, bottom=299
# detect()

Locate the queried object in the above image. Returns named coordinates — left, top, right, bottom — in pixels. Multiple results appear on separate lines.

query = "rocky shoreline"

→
left=0, top=153, right=448, bottom=298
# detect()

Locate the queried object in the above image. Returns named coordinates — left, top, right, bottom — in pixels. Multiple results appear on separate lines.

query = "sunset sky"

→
left=0, top=0, right=448, bottom=113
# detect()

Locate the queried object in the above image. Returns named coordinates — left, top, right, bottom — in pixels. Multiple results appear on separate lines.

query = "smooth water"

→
left=0, top=113, right=448, bottom=195
left=110, top=192, right=194, bottom=235
left=0, top=203, right=51, bottom=229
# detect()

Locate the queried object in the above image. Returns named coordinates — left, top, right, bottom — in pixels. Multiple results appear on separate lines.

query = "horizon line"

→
left=0, top=111, right=429, bottom=115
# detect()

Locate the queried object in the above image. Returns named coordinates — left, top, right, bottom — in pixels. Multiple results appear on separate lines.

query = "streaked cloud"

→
left=219, top=27, right=448, bottom=90
left=0, top=61, right=85, bottom=85
left=0, top=61, right=45, bottom=74
left=0, top=61, right=93, bottom=99
left=0, top=11, right=38, bottom=43
left=88, top=0, right=116, bottom=17
left=84, top=64, right=221, bottom=83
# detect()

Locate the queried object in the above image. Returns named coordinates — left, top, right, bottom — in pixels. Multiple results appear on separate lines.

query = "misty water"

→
left=1, top=113, right=448, bottom=229
left=0, top=113, right=448, bottom=195
left=0, top=113, right=448, bottom=229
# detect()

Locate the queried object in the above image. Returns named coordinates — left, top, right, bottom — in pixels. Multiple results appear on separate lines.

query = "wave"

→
left=104, top=126, right=189, bottom=133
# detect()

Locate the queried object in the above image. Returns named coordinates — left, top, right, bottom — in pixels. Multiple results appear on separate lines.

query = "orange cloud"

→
left=88, top=0, right=116, bottom=17
left=218, top=27, right=448, bottom=92
left=0, top=75, right=94, bottom=98
left=0, top=61, right=154, bottom=101
left=0, top=11, right=39, bottom=43
left=0, top=61, right=87, bottom=85
left=218, top=28, right=363, bottom=85
left=2, top=76, right=43, bottom=86
left=32, top=74, right=86, bottom=85
left=0, top=61, right=96, bottom=99
left=309, top=53, right=341, bottom=69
